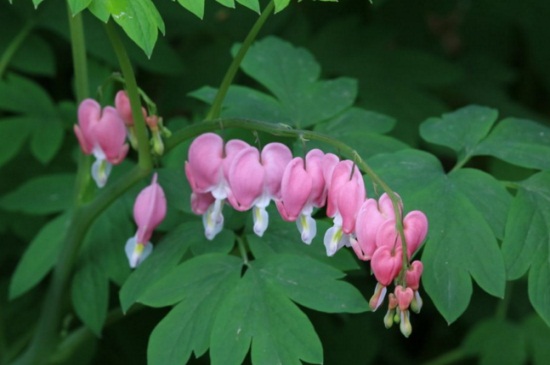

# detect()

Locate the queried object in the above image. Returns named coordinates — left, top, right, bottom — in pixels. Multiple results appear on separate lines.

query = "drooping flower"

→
left=352, top=193, right=400, bottom=261
left=185, top=133, right=249, bottom=240
left=276, top=149, right=327, bottom=244
left=323, top=160, right=365, bottom=256
left=227, top=142, right=292, bottom=236
left=74, top=99, right=129, bottom=188
left=125, top=173, right=167, bottom=268
left=406, top=260, right=424, bottom=313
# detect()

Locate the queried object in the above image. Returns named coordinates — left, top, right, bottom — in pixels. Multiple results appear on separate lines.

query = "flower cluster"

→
left=185, top=133, right=428, bottom=336
left=74, top=91, right=166, bottom=187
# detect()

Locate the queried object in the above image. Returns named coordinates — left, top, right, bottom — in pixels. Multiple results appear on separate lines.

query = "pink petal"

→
left=186, top=133, right=224, bottom=193
left=371, top=246, right=402, bottom=286
left=277, top=157, right=312, bottom=221
left=92, top=106, right=128, bottom=164
left=394, top=285, right=414, bottom=311
left=133, top=173, right=167, bottom=244
left=326, top=160, right=353, bottom=218
left=355, top=198, right=385, bottom=260
left=227, top=147, right=264, bottom=211
left=222, top=139, right=250, bottom=179
left=305, top=149, right=327, bottom=207
left=261, top=142, right=292, bottom=199
left=191, top=191, right=215, bottom=215
left=76, top=99, right=101, bottom=153
left=115, top=90, right=133, bottom=126
left=406, top=260, right=424, bottom=290
left=337, top=166, right=365, bottom=234
left=403, top=210, right=429, bottom=258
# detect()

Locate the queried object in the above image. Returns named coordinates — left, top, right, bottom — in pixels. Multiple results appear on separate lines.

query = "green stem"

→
left=236, top=236, right=250, bottom=266
left=104, top=21, right=153, bottom=170
left=206, top=1, right=274, bottom=120
left=166, top=118, right=407, bottom=254
left=0, top=20, right=34, bottom=79
left=423, top=348, right=468, bottom=365
left=495, top=282, right=513, bottom=320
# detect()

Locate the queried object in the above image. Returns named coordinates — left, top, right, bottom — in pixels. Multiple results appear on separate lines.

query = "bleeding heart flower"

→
left=125, top=173, right=167, bottom=268
left=323, top=160, right=365, bottom=256
left=74, top=98, right=129, bottom=188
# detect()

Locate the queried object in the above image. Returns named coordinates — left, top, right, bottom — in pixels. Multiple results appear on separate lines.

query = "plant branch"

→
left=165, top=118, right=408, bottom=258
left=206, top=0, right=274, bottom=120
left=104, top=21, right=153, bottom=170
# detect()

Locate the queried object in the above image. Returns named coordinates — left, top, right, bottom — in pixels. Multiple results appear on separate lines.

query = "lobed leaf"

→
left=68, top=0, right=92, bottom=15
left=366, top=150, right=507, bottom=323
left=255, top=254, right=369, bottom=313
left=119, top=221, right=206, bottom=312
left=236, top=37, right=357, bottom=128
left=9, top=214, right=69, bottom=299
left=30, top=117, right=64, bottom=165
left=474, top=117, right=550, bottom=170
left=177, top=0, right=205, bottom=19
left=210, top=265, right=323, bottom=365
left=420, top=105, right=498, bottom=159
left=71, top=263, right=109, bottom=336
left=0, top=174, right=75, bottom=215
left=146, top=254, right=242, bottom=365
left=0, top=73, right=56, bottom=116
left=0, top=117, right=32, bottom=169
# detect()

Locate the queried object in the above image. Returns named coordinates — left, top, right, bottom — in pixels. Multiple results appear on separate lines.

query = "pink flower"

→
left=125, top=173, right=167, bottom=268
left=276, top=149, right=327, bottom=244
left=185, top=134, right=249, bottom=240
left=74, top=99, right=129, bottom=187
left=406, top=260, right=424, bottom=313
left=227, top=142, right=292, bottom=236
left=352, top=193, right=400, bottom=261
left=323, top=160, right=366, bottom=256
left=395, top=285, right=414, bottom=338
left=375, top=210, right=428, bottom=259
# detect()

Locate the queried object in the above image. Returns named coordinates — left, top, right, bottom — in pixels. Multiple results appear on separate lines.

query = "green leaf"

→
left=237, top=37, right=357, bottom=128
left=157, top=167, right=192, bottom=214
left=177, top=0, right=204, bottom=19
left=119, top=221, right=204, bottom=312
left=463, top=319, right=526, bottom=365
left=32, top=0, right=44, bottom=8
left=71, top=264, right=109, bottom=336
left=30, top=117, right=64, bottom=164
left=210, top=265, right=323, bottom=365
left=88, top=0, right=110, bottom=22
left=247, top=216, right=359, bottom=272
left=12, top=35, right=56, bottom=76
left=366, top=150, right=506, bottom=323
left=474, top=117, right=550, bottom=170
left=236, top=0, right=260, bottom=13
left=420, top=105, right=498, bottom=158
left=502, top=172, right=550, bottom=278
left=80, top=199, right=133, bottom=286
left=0, top=117, right=32, bottom=168
left=216, top=0, right=235, bottom=8
left=146, top=254, right=242, bottom=365
left=0, top=174, right=75, bottom=215
left=311, top=107, right=408, bottom=158
left=189, top=85, right=286, bottom=124
left=0, top=74, right=56, bottom=116
left=107, top=0, right=165, bottom=58
left=255, top=254, right=369, bottom=313
left=68, top=0, right=92, bottom=15
left=523, top=315, right=550, bottom=365
left=274, top=0, right=291, bottom=13
left=190, top=228, right=235, bottom=256
left=9, top=214, right=68, bottom=299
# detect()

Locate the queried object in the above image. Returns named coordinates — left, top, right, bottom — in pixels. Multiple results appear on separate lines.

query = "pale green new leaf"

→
left=9, top=214, right=69, bottom=299
left=236, top=0, right=260, bottom=13
left=146, top=254, right=242, bottom=365
left=0, top=174, right=75, bottom=215
left=210, top=265, right=323, bottom=365
left=68, top=0, right=93, bottom=15
left=107, top=0, right=165, bottom=58
left=71, top=264, right=109, bottom=336
left=177, top=0, right=205, bottom=19
left=274, top=0, right=291, bottom=13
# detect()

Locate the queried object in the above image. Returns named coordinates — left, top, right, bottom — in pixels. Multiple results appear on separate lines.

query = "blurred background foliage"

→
left=1, top=0, right=550, bottom=364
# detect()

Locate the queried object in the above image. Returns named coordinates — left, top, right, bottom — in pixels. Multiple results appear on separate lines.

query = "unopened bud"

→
left=399, top=310, right=412, bottom=338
